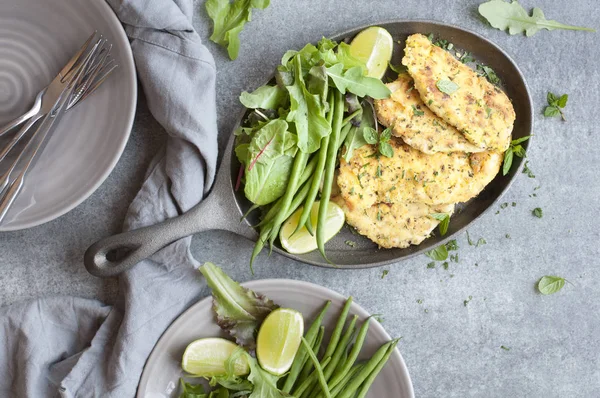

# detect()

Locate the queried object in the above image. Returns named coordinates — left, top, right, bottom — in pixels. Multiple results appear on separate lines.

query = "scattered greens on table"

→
left=537, top=275, right=565, bottom=295
left=181, top=263, right=399, bottom=397
left=478, top=0, right=596, bottom=36
left=544, top=92, right=568, bottom=120
left=205, top=0, right=271, bottom=60
left=235, top=37, right=390, bottom=266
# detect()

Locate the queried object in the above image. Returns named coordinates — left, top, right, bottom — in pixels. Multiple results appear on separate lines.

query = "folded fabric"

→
left=0, top=0, right=218, bottom=396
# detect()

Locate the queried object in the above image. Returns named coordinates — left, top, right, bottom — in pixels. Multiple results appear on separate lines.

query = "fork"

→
left=0, top=35, right=115, bottom=223
left=0, top=32, right=117, bottom=162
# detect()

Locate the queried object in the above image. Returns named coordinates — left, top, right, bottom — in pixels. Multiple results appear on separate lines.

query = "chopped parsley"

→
left=427, top=262, right=436, bottom=269
left=500, top=345, right=511, bottom=351
left=522, top=161, right=535, bottom=178
left=532, top=207, right=543, bottom=218
left=463, top=296, right=473, bottom=307
left=412, top=104, right=425, bottom=116
left=345, top=240, right=357, bottom=248
left=381, top=269, right=389, bottom=279
left=476, top=64, right=501, bottom=85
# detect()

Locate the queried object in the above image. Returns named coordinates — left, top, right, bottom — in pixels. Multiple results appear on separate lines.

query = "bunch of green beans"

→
left=249, top=88, right=353, bottom=269
left=281, top=297, right=400, bottom=398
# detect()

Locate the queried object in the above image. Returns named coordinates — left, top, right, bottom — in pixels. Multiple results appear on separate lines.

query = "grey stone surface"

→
left=1, top=0, right=599, bottom=396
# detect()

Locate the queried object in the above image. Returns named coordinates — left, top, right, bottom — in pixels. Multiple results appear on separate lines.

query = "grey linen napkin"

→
left=0, top=0, right=217, bottom=396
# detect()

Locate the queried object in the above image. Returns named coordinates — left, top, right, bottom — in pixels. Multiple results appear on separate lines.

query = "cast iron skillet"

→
left=84, top=20, right=533, bottom=277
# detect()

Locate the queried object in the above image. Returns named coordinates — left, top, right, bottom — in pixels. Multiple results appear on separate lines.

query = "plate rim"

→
left=136, top=278, right=415, bottom=398
left=0, top=0, right=138, bottom=231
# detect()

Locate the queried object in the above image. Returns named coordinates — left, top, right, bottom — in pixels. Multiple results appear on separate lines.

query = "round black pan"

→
left=84, top=20, right=533, bottom=277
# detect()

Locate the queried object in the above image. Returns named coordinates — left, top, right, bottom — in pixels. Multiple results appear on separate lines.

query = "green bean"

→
left=328, top=364, right=363, bottom=398
left=317, top=89, right=344, bottom=260
left=341, top=109, right=361, bottom=127
left=297, top=326, right=325, bottom=388
left=307, top=315, right=357, bottom=398
left=323, top=297, right=353, bottom=360
left=250, top=178, right=311, bottom=269
left=337, top=123, right=352, bottom=151
left=292, top=356, right=331, bottom=397
left=327, top=317, right=372, bottom=390
left=336, top=339, right=399, bottom=398
left=300, top=337, right=331, bottom=398
left=355, top=339, right=400, bottom=398
left=283, top=301, right=331, bottom=392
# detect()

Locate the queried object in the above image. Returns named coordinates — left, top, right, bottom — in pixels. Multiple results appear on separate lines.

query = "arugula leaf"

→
left=199, top=263, right=279, bottom=350
left=478, top=0, right=595, bottom=37
left=436, top=80, right=459, bottom=95
left=336, top=42, right=367, bottom=72
left=537, top=276, right=565, bottom=295
left=325, top=64, right=391, bottom=99
left=206, top=0, right=271, bottom=60
left=240, top=86, right=288, bottom=110
left=430, top=213, right=450, bottom=236
left=544, top=91, right=568, bottom=121
left=286, top=56, right=331, bottom=153
left=426, top=245, right=448, bottom=261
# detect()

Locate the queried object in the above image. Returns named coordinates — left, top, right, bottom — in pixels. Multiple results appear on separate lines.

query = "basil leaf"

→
left=557, top=94, right=568, bottom=108
left=426, top=244, right=449, bottom=261
left=380, top=127, right=392, bottom=142
left=537, top=276, right=565, bottom=295
left=544, top=106, right=560, bottom=117
left=512, top=144, right=526, bottom=158
left=363, top=127, right=379, bottom=144
left=502, top=147, right=513, bottom=176
left=411, top=105, right=424, bottom=116
left=326, top=64, right=391, bottom=99
left=478, top=0, right=595, bottom=37
left=379, top=142, right=394, bottom=158
left=430, top=213, right=450, bottom=236
left=240, top=85, right=287, bottom=109
left=436, top=79, right=459, bottom=95
left=206, top=0, right=271, bottom=60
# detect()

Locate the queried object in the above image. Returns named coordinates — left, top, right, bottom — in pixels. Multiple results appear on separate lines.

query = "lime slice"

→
left=256, top=308, right=304, bottom=376
left=182, top=337, right=249, bottom=377
left=280, top=201, right=345, bottom=254
left=349, top=26, right=394, bottom=79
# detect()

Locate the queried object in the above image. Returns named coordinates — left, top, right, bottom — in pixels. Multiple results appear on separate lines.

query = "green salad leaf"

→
left=478, top=0, right=595, bottom=36
left=240, top=86, right=288, bottom=110
left=537, top=276, right=565, bottom=295
left=206, top=0, right=271, bottom=60
left=242, top=120, right=297, bottom=205
left=199, top=263, right=279, bottom=350
left=246, top=355, right=288, bottom=398
left=285, top=56, right=331, bottom=153
left=326, top=64, right=391, bottom=99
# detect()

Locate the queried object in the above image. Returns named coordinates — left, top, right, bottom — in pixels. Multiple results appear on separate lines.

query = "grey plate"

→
left=0, top=0, right=137, bottom=231
left=136, top=279, right=414, bottom=398
left=85, top=20, right=532, bottom=277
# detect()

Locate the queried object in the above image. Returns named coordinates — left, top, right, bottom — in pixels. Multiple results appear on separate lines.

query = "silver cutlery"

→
left=0, top=32, right=116, bottom=224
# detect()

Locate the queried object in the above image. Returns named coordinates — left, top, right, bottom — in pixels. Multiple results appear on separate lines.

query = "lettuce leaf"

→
left=199, top=263, right=278, bottom=350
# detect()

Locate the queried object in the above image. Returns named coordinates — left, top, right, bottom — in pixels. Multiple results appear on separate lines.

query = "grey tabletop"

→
left=1, top=0, right=599, bottom=397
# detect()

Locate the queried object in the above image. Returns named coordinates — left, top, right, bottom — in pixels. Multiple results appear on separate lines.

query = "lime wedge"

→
left=280, top=201, right=345, bottom=254
left=256, top=308, right=304, bottom=376
left=182, top=337, right=249, bottom=377
left=349, top=26, right=394, bottom=79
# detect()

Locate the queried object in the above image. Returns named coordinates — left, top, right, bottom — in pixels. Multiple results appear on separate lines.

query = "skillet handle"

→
left=84, top=202, right=205, bottom=277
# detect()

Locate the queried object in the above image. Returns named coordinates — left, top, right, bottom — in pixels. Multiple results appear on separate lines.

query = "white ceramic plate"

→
left=137, top=279, right=414, bottom=397
left=0, top=0, right=136, bottom=230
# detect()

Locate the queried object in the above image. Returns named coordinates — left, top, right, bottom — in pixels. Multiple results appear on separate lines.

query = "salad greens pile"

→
left=235, top=37, right=390, bottom=267
left=180, top=263, right=399, bottom=398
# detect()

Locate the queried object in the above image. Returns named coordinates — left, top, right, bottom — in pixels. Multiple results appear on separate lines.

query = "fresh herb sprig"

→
left=430, top=213, right=450, bottom=236
left=544, top=92, right=568, bottom=121
left=478, top=0, right=596, bottom=37
left=502, top=135, right=531, bottom=175
left=364, top=126, right=394, bottom=157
